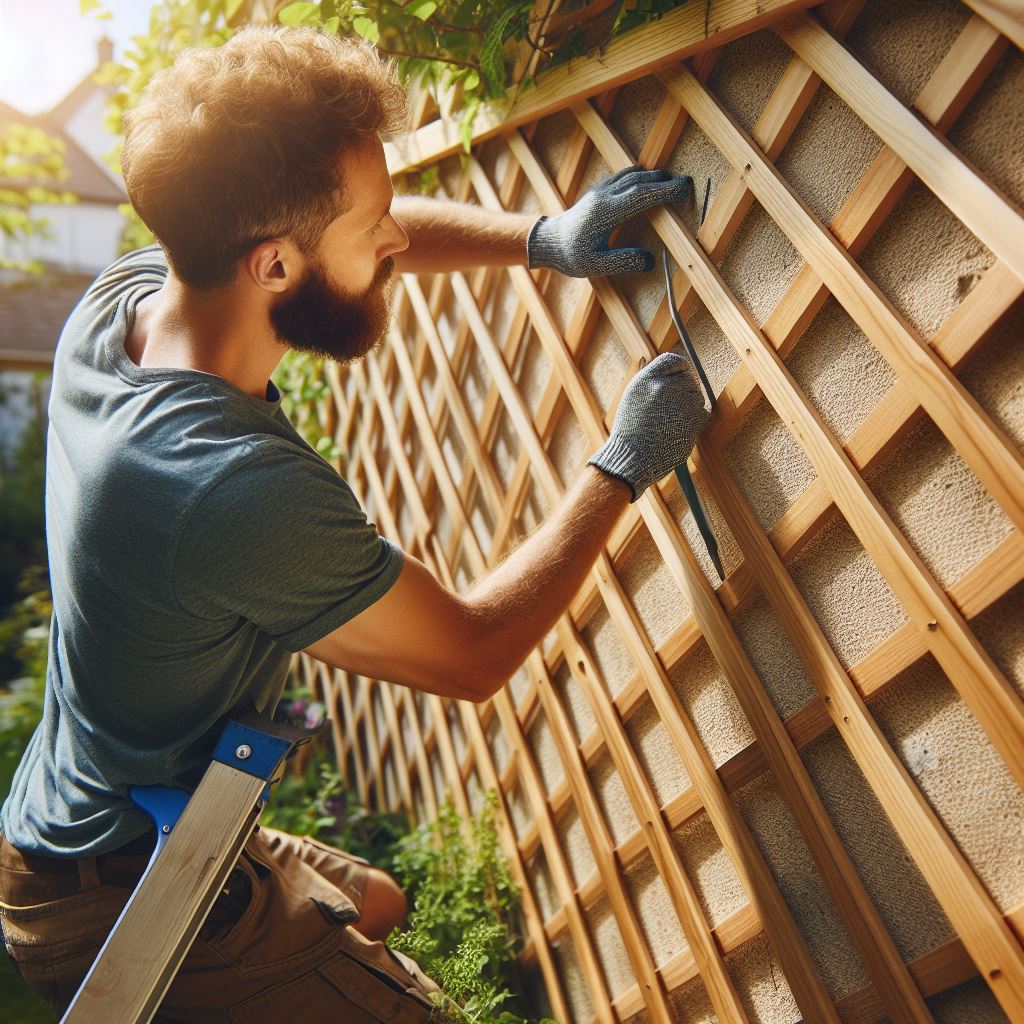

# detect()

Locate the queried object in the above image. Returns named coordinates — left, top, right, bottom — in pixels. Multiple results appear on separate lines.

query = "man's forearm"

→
left=463, top=466, right=631, bottom=694
left=391, top=196, right=535, bottom=274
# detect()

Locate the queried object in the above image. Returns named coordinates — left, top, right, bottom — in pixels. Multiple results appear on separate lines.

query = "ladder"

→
left=62, top=706, right=319, bottom=1024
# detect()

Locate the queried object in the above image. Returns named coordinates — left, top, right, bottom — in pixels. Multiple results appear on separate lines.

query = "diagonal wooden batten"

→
left=386, top=290, right=740, bottom=1024
left=530, top=651, right=678, bottom=1024
left=961, top=0, right=1024, bottom=50
left=384, top=0, right=823, bottom=175
left=574, top=84, right=1024, bottom=798
left=387, top=280, right=724, bottom=1024
left=774, top=11, right=1024, bottom=282
left=453, top=696, right=573, bottom=1024
left=356, top=353, right=574, bottom=1021
left=449, top=210, right=853, bottom=1022
left=489, top=689, right=617, bottom=1023
left=493, top=122, right=938, bottom=1020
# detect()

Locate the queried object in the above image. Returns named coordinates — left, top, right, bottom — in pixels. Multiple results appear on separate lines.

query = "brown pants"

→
left=0, top=827, right=439, bottom=1022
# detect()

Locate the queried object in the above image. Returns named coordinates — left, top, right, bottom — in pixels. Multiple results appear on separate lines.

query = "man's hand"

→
left=589, top=352, right=710, bottom=501
left=527, top=166, right=692, bottom=277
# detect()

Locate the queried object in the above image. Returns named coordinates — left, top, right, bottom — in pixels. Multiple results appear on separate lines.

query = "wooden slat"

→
left=465, top=151, right=842, bottom=1024
left=379, top=315, right=678, bottom=1023
left=961, top=0, right=1024, bottom=50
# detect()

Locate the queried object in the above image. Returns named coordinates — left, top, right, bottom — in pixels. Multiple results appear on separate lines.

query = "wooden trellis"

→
left=294, top=1, right=1024, bottom=1021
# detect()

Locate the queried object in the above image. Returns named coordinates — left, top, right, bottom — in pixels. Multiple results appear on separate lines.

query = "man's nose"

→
left=384, top=214, right=409, bottom=257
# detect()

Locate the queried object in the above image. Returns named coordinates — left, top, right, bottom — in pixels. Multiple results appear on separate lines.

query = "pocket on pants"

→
left=227, top=935, right=436, bottom=1024
left=0, top=886, right=130, bottom=1014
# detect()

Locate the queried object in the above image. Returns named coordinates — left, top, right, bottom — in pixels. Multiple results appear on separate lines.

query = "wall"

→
left=300, top=2, right=1024, bottom=1021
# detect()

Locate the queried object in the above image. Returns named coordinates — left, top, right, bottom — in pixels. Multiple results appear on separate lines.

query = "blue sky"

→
left=0, top=0, right=152, bottom=114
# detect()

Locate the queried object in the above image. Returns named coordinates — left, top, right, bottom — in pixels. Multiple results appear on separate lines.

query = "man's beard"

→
left=271, top=254, right=395, bottom=363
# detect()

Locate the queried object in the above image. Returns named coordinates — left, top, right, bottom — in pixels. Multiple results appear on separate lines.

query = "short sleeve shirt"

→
left=0, top=245, right=402, bottom=856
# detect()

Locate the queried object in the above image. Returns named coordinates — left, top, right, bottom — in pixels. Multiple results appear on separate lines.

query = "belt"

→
left=5, top=829, right=156, bottom=873
left=0, top=831, right=158, bottom=901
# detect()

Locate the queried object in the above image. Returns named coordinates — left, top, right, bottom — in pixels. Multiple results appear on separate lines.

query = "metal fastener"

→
left=161, top=825, right=171, bottom=835
left=235, top=744, right=252, bottom=760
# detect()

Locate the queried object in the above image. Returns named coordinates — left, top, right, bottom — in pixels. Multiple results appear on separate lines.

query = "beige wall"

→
left=310, top=2, right=1024, bottom=1021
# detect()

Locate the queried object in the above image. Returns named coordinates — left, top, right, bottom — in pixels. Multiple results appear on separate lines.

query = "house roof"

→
left=0, top=90, right=125, bottom=206
left=0, top=267, right=95, bottom=369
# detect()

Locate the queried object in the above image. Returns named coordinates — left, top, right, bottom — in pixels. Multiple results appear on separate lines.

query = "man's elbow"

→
left=449, top=665, right=508, bottom=703
left=448, top=647, right=520, bottom=703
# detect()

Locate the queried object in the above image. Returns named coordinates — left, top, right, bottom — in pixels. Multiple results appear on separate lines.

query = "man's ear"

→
left=246, top=240, right=296, bottom=293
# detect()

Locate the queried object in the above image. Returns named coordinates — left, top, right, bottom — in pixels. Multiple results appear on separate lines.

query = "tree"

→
left=0, top=121, right=76, bottom=274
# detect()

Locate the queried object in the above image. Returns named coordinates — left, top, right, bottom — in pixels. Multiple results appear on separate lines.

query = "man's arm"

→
left=304, top=467, right=629, bottom=701
left=391, top=196, right=534, bottom=275
left=391, top=167, right=693, bottom=277
left=305, top=353, right=710, bottom=702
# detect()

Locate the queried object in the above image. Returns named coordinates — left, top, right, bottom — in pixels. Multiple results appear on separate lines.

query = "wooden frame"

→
left=297, top=3, right=1024, bottom=1021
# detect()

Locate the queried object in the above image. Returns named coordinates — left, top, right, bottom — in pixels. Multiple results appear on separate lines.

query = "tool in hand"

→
left=662, top=178, right=725, bottom=582
left=62, top=706, right=320, bottom=1024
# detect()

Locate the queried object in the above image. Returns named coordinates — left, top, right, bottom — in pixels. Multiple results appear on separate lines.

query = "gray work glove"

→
left=589, top=353, right=710, bottom=501
left=527, top=166, right=692, bottom=277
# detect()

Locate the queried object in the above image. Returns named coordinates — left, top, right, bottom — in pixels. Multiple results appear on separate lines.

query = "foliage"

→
left=0, top=378, right=48, bottom=613
left=0, top=122, right=76, bottom=274
left=261, top=688, right=409, bottom=868
left=389, top=793, right=547, bottom=1024
left=0, top=568, right=51, bottom=801
left=273, top=353, right=342, bottom=463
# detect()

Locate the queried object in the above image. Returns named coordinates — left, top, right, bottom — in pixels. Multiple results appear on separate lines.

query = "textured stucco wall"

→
left=373, top=1, right=1024, bottom=1021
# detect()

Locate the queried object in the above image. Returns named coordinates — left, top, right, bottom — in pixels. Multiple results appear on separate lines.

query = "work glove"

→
left=589, top=352, right=710, bottom=501
left=527, top=166, right=692, bottom=277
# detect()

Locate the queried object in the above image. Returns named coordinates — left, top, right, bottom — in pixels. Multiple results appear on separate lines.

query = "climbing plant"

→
left=87, top=0, right=688, bottom=441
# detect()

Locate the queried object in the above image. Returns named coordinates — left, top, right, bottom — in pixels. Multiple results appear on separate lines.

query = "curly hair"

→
left=121, top=25, right=408, bottom=289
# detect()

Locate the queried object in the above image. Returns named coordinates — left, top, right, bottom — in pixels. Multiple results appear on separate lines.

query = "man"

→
left=0, top=23, right=708, bottom=1022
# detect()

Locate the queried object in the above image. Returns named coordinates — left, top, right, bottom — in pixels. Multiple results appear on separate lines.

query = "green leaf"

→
left=322, top=15, right=340, bottom=34
left=479, top=5, right=519, bottom=97
left=352, top=16, right=380, bottom=43
left=405, top=0, right=437, bottom=20
left=462, top=70, right=479, bottom=91
left=459, top=96, right=480, bottom=153
left=277, top=2, right=319, bottom=26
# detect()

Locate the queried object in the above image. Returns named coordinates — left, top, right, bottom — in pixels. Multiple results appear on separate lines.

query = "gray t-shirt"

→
left=1, top=245, right=402, bottom=856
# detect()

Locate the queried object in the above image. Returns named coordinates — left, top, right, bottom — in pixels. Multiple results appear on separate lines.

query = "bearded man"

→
left=0, top=23, right=707, bottom=1022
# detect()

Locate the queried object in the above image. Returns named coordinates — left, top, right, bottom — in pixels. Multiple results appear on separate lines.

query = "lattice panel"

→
left=296, top=2, right=1024, bottom=1021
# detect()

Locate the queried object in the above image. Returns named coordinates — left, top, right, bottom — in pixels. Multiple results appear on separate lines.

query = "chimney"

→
left=97, top=36, right=114, bottom=67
